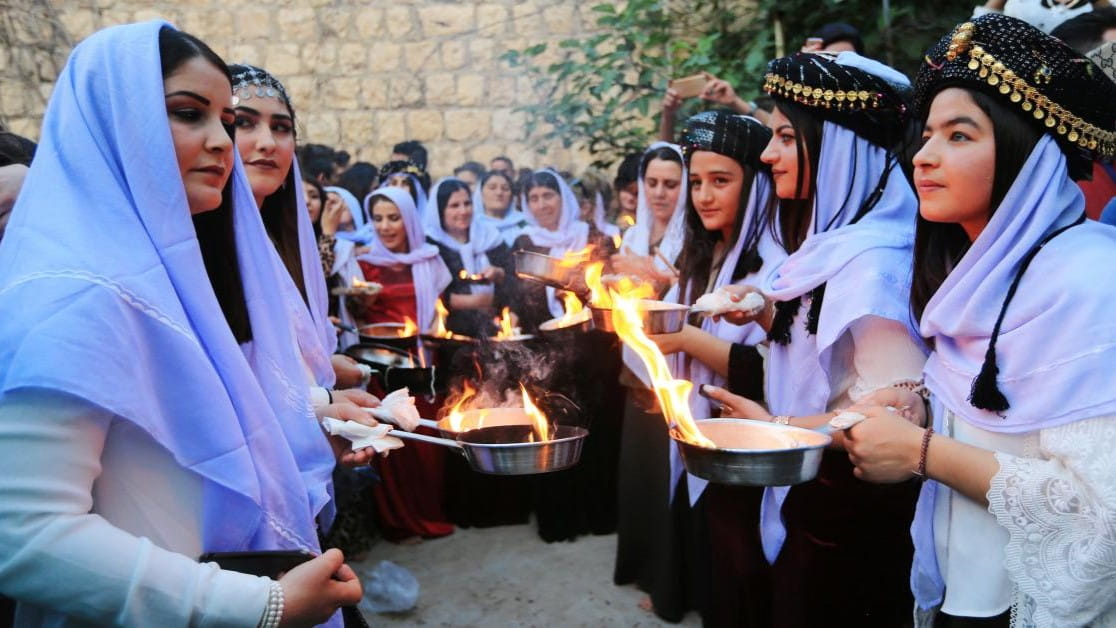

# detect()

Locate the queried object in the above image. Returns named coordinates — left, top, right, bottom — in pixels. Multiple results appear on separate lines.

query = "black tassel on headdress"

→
left=767, top=297, right=801, bottom=345
left=967, top=216, right=1084, bottom=414
left=805, top=284, right=827, bottom=335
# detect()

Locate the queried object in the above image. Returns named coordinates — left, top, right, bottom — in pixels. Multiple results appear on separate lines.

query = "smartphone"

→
left=669, top=73, right=710, bottom=99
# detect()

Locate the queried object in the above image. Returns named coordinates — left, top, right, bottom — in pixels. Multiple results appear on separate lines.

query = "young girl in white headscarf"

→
left=847, top=15, right=1116, bottom=627
left=474, top=169, right=527, bottom=246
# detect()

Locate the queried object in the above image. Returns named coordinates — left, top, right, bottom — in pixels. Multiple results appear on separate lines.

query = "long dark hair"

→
left=302, top=171, right=325, bottom=238
left=770, top=99, right=824, bottom=255
left=436, top=178, right=472, bottom=232
left=909, top=87, right=1042, bottom=326
left=162, top=27, right=252, bottom=343
left=674, top=155, right=770, bottom=306
left=641, top=145, right=683, bottom=177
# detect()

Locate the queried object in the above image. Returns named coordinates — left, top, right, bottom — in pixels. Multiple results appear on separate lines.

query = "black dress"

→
left=429, top=238, right=515, bottom=338
left=510, top=232, right=624, bottom=542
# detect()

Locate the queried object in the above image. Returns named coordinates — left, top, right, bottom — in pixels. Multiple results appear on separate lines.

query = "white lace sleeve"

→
left=988, top=414, right=1116, bottom=627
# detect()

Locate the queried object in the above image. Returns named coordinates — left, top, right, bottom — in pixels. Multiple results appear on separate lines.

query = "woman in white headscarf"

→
left=473, top=169, right=528, bottom=245
left=426, top=177, right=513, bottom=338
left=0, top=22, right=371, bottom=626
left=353, top=186, right=456, bottom=542
left=702, top=52, right=927, bottom=626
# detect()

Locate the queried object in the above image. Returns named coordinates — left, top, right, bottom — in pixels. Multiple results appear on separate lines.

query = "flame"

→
left=584, top=262, right=654, bottom=309
left=429, top=299, right=454, bottom=338
left=620, top=215, right=636, bottom=228
left=351, top=275, right=366, bottom=287
left=458, top=269, right=468, bottom=280
left=519, top=383, right=551, bottom=441
left=608, top=288, right=715, bottom=448
left=611, top=233, right=623, bottom=250
left=494, top=307, right=520, bottom=340
left=550, top=290, right=587, bottom=328
left=585, top=262, right=609, bottom=308
left=458, top=269, right=483, bottom=281
left=444, top=380, right=478, bottom=433
left=556, top=244, right=595, bottom=268
left=399, top=317, right=418, bottom=337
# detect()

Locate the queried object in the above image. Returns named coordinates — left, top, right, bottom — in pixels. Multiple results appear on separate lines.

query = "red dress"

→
left=358, top=261, right=454, bottom=542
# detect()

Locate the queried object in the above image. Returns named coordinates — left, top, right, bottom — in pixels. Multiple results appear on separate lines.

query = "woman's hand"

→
left=662, top=87, right=684, bottom=114
left=844, top=407, right=925, bottom=483
left=712, top=284, right=773, bottom=328
left=700, top=76, right=739, bottom=107
left=320, top=194, right=347, bottom=236
left=480, top=265, right=505, bottom=283
left=316, top=400, right=381, bottom=466
left=277, top=549, right=363, bottom=628
left=331, top=354, right=367, bottom=389
left=700, top=384, right=772, bottom=420
left=848, top=386, right=926, bottom=427
left=648, top=324, right=697, bottom=355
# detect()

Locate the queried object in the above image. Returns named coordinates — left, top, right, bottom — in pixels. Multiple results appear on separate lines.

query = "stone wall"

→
left=0, top=0, right=602, bottom=177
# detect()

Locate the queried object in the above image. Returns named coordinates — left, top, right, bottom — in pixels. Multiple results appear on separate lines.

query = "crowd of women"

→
left=1, top=7, right=1115, bottom=628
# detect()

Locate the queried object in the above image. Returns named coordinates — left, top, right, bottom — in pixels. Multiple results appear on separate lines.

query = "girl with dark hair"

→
left=229, top=63, right=373, bottom=395
left=703, top=52, right=926, bottom=626
left=0, top=22, right=372, bottom=626
left=846, top=15, right=1116, bottom=626
left=353, top=186, right=456, bottom=542
left=473, top=169, right=526, bottom=245
left=425, top=177, right=513, bottom=338
left=379, top=159, right=429, bottom=221
left=632, top=111, right=784, bottom=624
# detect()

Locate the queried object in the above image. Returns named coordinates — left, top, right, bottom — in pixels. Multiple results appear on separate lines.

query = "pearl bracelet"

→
left=258, top=581, right=284, bottom=628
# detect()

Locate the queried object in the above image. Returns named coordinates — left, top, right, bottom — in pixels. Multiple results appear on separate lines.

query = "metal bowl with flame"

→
left=514, top=250, right=584, bottom=290
left=590, top=300, right=688, bottom=335
left=343, top=342, right=436, bottom=397
left=538, top=310, right=594, bottom=336
left=671, top=418, right=838, bottom=486
left=391, top=424, right=589, bottom=475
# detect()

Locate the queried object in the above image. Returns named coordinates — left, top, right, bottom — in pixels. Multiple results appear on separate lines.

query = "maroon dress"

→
left=358, top=261, right=454, bottom=542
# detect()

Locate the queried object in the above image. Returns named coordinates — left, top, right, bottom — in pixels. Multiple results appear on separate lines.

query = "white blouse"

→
left=929, top=402, right=1116, bottom=627
left=0, top=389, right=271, bottom=627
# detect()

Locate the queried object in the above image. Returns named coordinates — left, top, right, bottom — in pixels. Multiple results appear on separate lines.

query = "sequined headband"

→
left=762, top=74, right=884, bottom=110
left=939, top=21, right=1115, bottom=158
left=230, top=64, right=291, bottom=109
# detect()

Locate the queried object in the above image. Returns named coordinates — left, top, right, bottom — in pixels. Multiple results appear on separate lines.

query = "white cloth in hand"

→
left=364, top=388, right=422, bottom=431
left=321, top=418, right=404, bottom=453
left=690, top=289, right=765, bottom=317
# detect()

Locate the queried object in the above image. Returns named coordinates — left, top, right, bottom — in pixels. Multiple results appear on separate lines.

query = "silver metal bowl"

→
left=514, top=250, right=582, bottom=289
left=590, top=300, right=688, bottom=334
left=672, top=418, right=832, bottom=486
left=391, top=424, right=588, bottom=475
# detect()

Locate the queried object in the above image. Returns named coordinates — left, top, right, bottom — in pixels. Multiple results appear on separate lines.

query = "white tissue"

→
left=828, top=411, right=868, bottom=430
left=365, top=389, right=421, bottom=431
left=691, top=289, right=765, bottom=317
left=321, top=418, right=404, bottom=453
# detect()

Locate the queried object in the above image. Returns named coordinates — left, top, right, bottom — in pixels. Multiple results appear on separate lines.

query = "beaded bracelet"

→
left=913, top=427, right=934, bottom=481
left=258, top=581, right=284, bottom=628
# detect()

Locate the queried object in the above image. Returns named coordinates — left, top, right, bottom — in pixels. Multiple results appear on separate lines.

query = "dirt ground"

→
left=351, top=522, right=701, bottom=626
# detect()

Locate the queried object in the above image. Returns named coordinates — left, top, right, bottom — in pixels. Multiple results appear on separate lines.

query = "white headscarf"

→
left=325, top=185, right=372, bottom=243
left=621, top=141, right=688, bottom=268
left=358, top=186, right=452, bottom=334
left=521, top=168, right=591, bottom=318
left=592, top=190, right=621, bottom=239
left=473, top=171, right=526, bottom=246
left=425, top=177, right=504, bottom=296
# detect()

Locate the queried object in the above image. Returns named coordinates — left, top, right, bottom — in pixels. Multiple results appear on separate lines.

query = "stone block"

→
left=359, top=80, right=391, bottom=109
left=441, top=40, right=468, bottom=70
left=0, top=85, right=27, bottom=117
left=338, top=111, right=377, bottom=149
left=390, top=74, right=424, bottom=108
left=487, top=75, right=518, bottom=106
left=406, top=110, right=444, bottom=142
left=467, top=38, right=495, bottom=66
left=424, top=73, right=456, bottom=107
left=304, top=112, right=340, bottom=145
left=235, top=9, right=272, bottom=40
left=227, top=44, right=262, bottom=67
left=384, top=7, right=415, bottom=39
left=319, top=8, right=354, bottom=39
left=405, top=40, right=440, bottom=72
left=339, top=43, right=368, bottom=68
left=376, top=110, right=407, bottom=147
left=266, top=44, right=302, bottom=78
left=354, top=8, right=385, bottom=39
left=283, top=76, right=317, bottom=110
left=444, top=110, right=490, bottom=142
left=326, top=76, right=363, bottom=111
left=477, top=5, right=509, bottom=35
left=198, top=8, right=235, bottom=41
left=511, top=4, right=546, bottom=39
left=491, top=108, right=527, bottom=141
left=277, top=7, right=317, bottom=42
left=469, top=143, right=507, bottom=166
left=58, top=9, right=96, bottom=41
left=132, top=9, right=168, bottom=24
left=368, top=41, right=403, bottom=71
left=418, top=5, right=475, bottom=37
left=0, top=48, right=7, bottom=73
left=433, top=142, right=466, bottom=175
left=543, top=4, right=577, bottom=35
left=6, top=117, right=41, bottom=141
left=455, top=75, right=485, bottom=107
